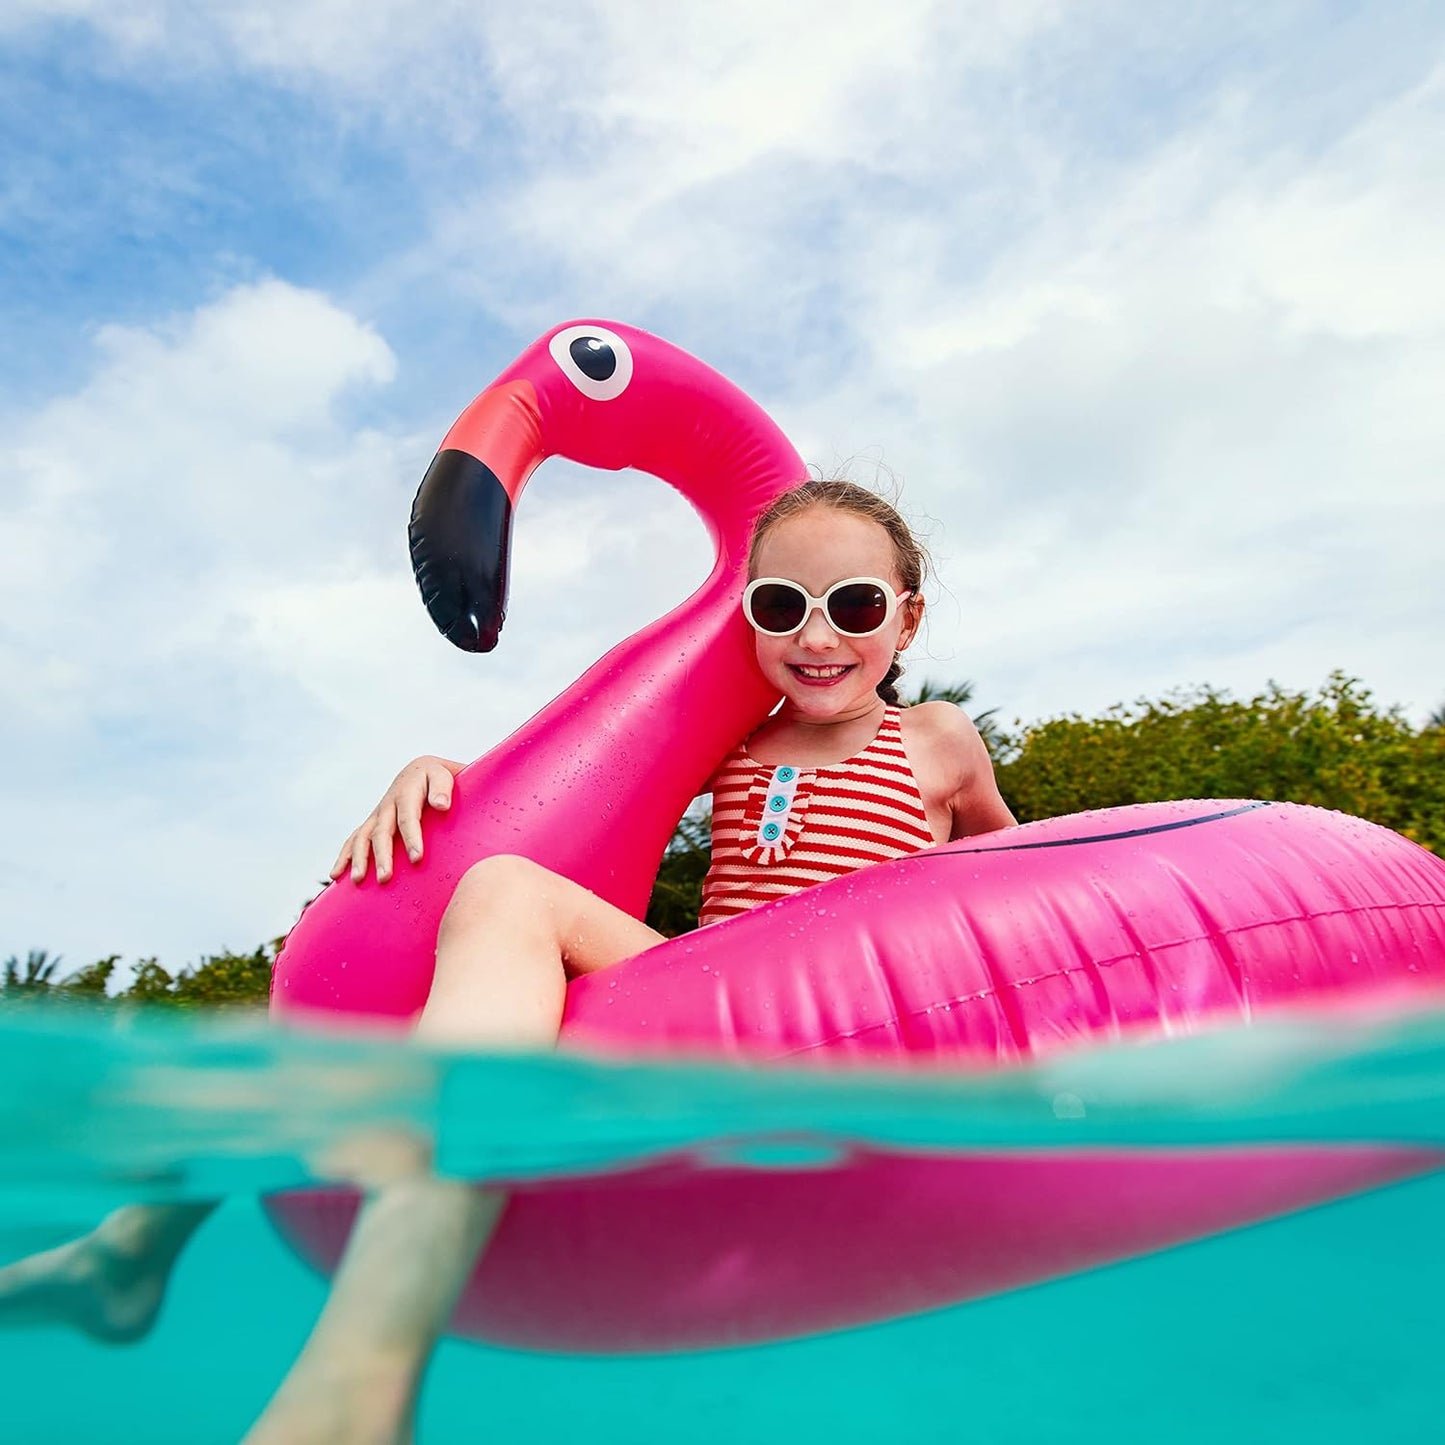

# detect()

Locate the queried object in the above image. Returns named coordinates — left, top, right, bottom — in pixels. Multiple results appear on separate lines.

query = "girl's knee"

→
left=444, top=854, right=552, bottom=921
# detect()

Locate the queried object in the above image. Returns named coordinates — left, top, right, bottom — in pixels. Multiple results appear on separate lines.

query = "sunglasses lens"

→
left=748, top=582, right=808, bottom=634
left=826, top=582, right=890, bottom=635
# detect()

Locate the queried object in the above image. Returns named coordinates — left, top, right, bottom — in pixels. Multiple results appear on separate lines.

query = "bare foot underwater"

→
left=0, top=1125, right=433, bottom=1348
left=0, top=1184, right=495, bottom=1445
left=0, top=1201, right=214, bottom=1343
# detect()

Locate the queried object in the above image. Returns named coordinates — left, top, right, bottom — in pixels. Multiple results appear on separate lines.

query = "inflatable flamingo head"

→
left=272, top=322, right=805, bottom=1014
left=409, top=320, right=803, bottom=652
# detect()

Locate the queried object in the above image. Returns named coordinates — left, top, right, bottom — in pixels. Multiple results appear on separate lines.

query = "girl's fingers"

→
left=349, top=825, right=374, bottom=884
left=425, top=762, right=454, bottom=811
left=370, top=801, right=398, bottom=882
left=331, top=827, right=366, bottom=880
left=396, top=774, right=428, bottom=863
left=397, top=761, right=453, bottom=864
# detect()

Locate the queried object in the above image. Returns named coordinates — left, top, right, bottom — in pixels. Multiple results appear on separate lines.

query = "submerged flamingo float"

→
left=268, top=321, right=1445, bottom=1352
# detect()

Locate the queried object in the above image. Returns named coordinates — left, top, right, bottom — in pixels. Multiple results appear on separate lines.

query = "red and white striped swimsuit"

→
left=698, top=706, right=936, bottom=927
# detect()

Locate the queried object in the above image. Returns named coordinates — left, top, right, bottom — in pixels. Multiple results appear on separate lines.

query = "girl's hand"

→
left=330, top=756, right=463, bottom=884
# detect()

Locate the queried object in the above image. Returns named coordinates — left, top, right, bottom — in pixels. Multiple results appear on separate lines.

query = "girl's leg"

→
left=241, top=856, right=664, bottom=1445
left=419, top=853, right=667, bottom=1042
left=0, top=1200, right=215, bottom=1342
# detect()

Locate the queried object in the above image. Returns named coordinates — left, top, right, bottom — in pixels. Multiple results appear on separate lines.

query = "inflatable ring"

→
left=268, top=321, right=1445, bottom=1352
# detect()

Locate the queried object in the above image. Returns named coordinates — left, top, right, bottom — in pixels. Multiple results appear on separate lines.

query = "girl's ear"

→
left=897, top=596, right=923, bottom=652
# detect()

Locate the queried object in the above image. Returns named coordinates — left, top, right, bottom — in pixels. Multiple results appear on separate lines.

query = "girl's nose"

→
left=797, top=607, right=840, bottom=650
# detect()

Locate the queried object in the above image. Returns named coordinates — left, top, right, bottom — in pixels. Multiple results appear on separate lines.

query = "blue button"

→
left=776, top=766, right=796, bottom=783
left=762, top=822, right=781, bottom=841
left=768, top=795, right=787, bottom=812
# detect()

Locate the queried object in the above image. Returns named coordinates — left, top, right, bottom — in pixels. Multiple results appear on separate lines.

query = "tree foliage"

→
left=994, top=672, right=1444, bottom=856
left=3, top=944, right=279, bottom=1010
left=2, top=949, right=66, bottom=995
left=644, top=808, right=712, bottom=937
left=143, top=944, right=280, bottom=1007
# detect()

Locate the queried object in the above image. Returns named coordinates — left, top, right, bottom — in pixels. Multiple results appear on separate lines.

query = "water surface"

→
left=4, top=999, right=1443, bottom=1443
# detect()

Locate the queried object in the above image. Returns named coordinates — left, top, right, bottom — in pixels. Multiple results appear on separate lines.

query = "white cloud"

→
left=766, top=55, right=1445, bottom=724
left=4, top=4, right=1445, bottom=976
left=10, top=8, right=1442, bottom=720
left=0, top=279, right=716, bottom=974
left=4, top=1, right=1057, bottom=119
left=1, top=281, right=409, bottom=966
left=2, top=280, right=399, bottom=727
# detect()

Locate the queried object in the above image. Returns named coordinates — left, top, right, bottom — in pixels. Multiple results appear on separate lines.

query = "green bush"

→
left=3, top=945, right=279, bottom=1009
left=994, top=672, right=1444, bottom=855
left=644, top=808, right=712, bottom=937
left=123, top=945, right=279, bottom=1008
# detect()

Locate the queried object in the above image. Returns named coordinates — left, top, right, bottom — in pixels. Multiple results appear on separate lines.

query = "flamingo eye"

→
left=548, top=324, right=634, bottom=401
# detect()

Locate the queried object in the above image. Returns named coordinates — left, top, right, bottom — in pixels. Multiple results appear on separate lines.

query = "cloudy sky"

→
left=4, top=2, right=1443, bottom=977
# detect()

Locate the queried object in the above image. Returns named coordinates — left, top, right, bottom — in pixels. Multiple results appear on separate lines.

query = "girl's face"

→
left=748, top=507, right=921, bottom=724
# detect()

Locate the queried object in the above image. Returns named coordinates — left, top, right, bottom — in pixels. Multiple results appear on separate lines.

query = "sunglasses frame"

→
left=742, top=576, right=915, bottom=638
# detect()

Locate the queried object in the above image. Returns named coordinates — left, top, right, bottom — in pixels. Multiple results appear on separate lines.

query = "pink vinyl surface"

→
left=268, top=322, right=1445, bottom=1352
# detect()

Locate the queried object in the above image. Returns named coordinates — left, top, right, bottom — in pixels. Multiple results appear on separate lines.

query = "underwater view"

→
left=5, top=995, right=1443, bottom=1444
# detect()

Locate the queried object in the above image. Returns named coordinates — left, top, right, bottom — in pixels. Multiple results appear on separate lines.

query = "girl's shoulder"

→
left=897, top=701, right=991, bottom=790
left=897, top=700, right=983, bottom=751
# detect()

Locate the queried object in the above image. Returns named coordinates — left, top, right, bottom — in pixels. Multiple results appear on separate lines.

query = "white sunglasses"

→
left=742, top=577, right=914, bottom=638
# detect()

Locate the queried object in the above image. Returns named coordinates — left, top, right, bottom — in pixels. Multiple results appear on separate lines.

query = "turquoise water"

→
left=4, top=999, right=1444, bottom=1443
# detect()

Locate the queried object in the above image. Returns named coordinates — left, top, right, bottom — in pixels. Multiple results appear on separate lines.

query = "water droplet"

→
left=1052, top=1092, right=1086, bottom=1120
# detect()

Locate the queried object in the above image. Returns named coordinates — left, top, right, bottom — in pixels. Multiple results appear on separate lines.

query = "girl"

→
left=1, top=480, right=1015, bottom=1443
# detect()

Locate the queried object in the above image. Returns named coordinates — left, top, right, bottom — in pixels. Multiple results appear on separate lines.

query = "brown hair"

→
left=748, top=479, right=931, bottom=705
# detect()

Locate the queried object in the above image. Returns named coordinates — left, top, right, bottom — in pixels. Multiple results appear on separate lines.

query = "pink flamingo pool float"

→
left=267, top=321, right=1445, bottom=1352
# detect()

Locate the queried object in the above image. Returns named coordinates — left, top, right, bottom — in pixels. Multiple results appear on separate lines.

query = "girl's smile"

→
left=748, top=508, right=920, bottom=724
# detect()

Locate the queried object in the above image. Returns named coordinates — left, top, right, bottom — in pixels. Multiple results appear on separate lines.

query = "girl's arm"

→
left=947, top=729, right=1018, bottom=840
left=906, top=703, right=1017, bottom=842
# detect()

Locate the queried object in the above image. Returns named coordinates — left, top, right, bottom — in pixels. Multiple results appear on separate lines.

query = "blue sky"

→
left=4, top=2, right=1444, bottom=977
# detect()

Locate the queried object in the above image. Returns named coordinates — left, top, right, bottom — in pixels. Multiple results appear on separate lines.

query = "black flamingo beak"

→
left=409, top=450, right=513, bottom=652
left=408, top=379, right=543, bottom=653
